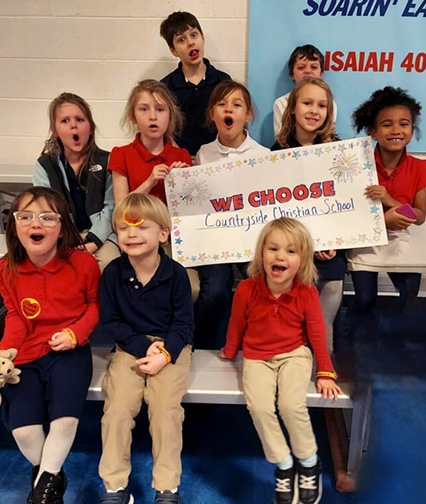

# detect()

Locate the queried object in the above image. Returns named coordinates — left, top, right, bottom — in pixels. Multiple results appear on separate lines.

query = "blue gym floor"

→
left=1, top=294, right=426, bottom=503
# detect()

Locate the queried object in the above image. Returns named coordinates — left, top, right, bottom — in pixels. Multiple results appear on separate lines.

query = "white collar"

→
left=216, top=131, right=252, bottom=155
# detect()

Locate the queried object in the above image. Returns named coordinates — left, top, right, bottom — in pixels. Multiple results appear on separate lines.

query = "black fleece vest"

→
left=37, top=148, right=109, bottom=221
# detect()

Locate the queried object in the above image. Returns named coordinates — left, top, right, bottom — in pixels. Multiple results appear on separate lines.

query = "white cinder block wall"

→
left=0, top=0, right=249, bottom=167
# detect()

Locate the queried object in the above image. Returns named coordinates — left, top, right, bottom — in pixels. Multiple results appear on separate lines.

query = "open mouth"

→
left=149, top=124, right=159, bottom=129
left=30, top=234, right=44, bottom=242
left=189, top=49, right=199, bottom=58
left=73, top=134, right=80, bottom=142
left=272, top=265, right=286, bottom=272
left=224, top=117, right=233, bottom=127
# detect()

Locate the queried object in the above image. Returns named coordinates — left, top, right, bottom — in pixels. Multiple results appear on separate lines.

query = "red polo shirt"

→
left=108, top=135, right=192, bottom=205
left=375, top=146, right=426, bottom=211
left=0, top=250, right=100, bottom=365
left=223, top=275, right=333, bottom=373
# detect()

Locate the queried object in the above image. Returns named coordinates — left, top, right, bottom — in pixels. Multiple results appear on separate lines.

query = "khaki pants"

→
left=95, top=240, right=120, bottom=272
left=242, top=345, right=317, bottom=463
left=80, top=231, right=120, bottom=272
left=99, top=345, right=191, bottom=491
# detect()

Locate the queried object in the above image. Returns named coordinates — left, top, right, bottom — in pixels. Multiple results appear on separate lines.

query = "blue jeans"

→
left=194, top=264, right=233, bottom=349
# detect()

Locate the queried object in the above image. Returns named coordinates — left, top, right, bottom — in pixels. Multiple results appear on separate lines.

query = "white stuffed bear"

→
left=0, top=348, right=21, bottom=406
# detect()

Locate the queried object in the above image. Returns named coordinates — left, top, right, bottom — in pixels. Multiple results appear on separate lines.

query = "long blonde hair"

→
left=247, top=217, right=318, bottom=285
left=276, top=77, right=336, bottom=148
left=121, top=79, right=183, bottom=143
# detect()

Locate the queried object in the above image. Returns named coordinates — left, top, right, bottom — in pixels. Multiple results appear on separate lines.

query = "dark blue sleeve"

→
left=100, top=264, right=151, bottom=358
left=164, top=264, right=194, bottom=363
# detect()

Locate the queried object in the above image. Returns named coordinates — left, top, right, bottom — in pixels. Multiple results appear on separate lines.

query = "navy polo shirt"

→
left=100, top=247, right=194, bottom=362
left=161, top=58, right=230, bottom=155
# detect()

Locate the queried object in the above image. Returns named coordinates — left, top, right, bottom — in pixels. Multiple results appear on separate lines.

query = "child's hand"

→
left=315, top=250, right=336, bottom=261
left=146, top=341, right=164, bottom=357
left=148, top=164, right=170, bottom=188
left=365, top=184, right=394, bottom=207
left=83, top=242, right=98, bottom=255
left=48, top=331, right=74, bottom=352
left=316, top=378, right=342, bottom=401
left=169, top=161, right=190, bottom=169
left=218, top=348, right=228, bottom=359
left=77, top=242, right=98, bottom=255
left=136, top=353, right=168, bottom=375
left=385, top=207, right=416, bottom=230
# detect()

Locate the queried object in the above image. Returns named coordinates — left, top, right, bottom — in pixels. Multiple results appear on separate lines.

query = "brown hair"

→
left=4, top=187, right=83, bottom=277
left=288, top=44, right=325, bottom=77
left=247, top=217, right=318, bottom=285
left=276, top=77, right=335, bottom=148
left=41, top=92, right=97, bottom=185
left=205, top=80, right=254, bottom=129
left=121, top=79, right=183, bottom=143
left=160, top=11, right=203, bottom=49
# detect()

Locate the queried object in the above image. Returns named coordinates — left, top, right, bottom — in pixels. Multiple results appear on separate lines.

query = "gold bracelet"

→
left=158, top=346, right=172, bottom=364
left=316, top=371, right=337, bottom=380
left=62, top=327, right=78, bottom=349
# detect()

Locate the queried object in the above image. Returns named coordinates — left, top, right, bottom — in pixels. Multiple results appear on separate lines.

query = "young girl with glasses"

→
left=0, top=186, right=101, bottom=504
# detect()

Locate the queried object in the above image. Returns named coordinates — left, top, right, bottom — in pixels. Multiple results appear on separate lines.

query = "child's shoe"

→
left=31, top=469, right=67, bottom=504
left=26, top=465, right=40, bottom=504
left=155, top=490, right=182, bottom=503
left=273, top=466, right=298, bottom=504
left=99, top=489, right=134, bottom=504
left=297, top=459, right=322, bottom=504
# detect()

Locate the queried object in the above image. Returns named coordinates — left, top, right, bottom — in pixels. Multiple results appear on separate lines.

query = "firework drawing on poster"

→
left=179, top=179, right=212, bottom=206
left=329, top=152, right=362, bottom=183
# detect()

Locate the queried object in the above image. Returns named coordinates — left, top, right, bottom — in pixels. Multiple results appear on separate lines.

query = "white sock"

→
left=12, top=424, right=45, bottom=466
left=298, top=453, right=318, bottom=468
left=277, top=454, right=294, bottom=471
left=34, top=416, right=79, bottom=487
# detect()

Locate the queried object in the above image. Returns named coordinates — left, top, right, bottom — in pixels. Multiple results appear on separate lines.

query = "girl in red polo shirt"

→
left=219, top=217, right=341, bottom=504
left=348, top=87, right=426, bottom=313
left=109, top=79, right=192, bottom=204
left=0, top=187, right=100, bottom=504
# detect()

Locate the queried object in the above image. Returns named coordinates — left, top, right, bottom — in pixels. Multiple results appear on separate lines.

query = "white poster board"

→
left=165, top=137, right=387, bottom=267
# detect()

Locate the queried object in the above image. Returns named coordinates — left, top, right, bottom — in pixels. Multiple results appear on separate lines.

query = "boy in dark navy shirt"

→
left=160, top=11, right=230, bottom=156
left=98, top=194, right=193, bottom=504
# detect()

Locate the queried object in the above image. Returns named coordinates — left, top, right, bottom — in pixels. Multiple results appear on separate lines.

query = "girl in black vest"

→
left=33, top=92, right=119, bottom=270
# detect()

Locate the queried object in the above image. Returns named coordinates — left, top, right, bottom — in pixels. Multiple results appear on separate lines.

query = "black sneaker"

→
left=31, top=469, right=67, bottom=504
left=298, top=459, right=322, bottom=504
left=99, top=489, right=134, bottom=504
left=273, top=466, right=298, bottom=504
left=155, top=490, right=182, bottom=503
left=26, top=465, right=40, bottom=504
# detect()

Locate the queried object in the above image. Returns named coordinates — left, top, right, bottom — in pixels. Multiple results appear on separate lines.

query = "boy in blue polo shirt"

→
left=98, top=193, right=194, bottom=504
left=160, top=11, right=230, bottom=156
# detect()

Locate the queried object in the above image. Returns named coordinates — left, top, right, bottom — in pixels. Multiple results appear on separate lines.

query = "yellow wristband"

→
left=158, top=346, right=172, bottom=364
left=315, top=371, right=337, bottom=380
left=62, top=327, right=78, bottom=349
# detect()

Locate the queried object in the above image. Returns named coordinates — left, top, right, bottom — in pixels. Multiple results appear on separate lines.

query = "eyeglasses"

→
left=13, top=211, right=62, bottom=227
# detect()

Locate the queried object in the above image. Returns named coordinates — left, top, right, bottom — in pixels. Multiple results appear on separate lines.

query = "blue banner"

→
left=248, top=0, right=426, bottom=151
